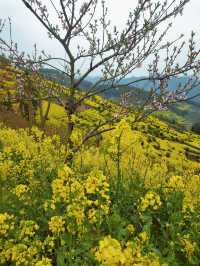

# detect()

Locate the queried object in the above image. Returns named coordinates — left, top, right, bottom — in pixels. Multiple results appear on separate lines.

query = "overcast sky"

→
left=0, top=0, right=200, bottom=76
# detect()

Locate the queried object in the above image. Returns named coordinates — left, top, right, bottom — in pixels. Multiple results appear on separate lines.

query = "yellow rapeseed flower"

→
left=95, top=235, right=126, bottom=266
left=0, top=213, right=14, bottom=236
left=140, top=191, right=161, bottom=212
left=13, top=184, right=29, bottom=199
left=35, top=257, right=52, bottom=266
left=180, top=235, right=196, bottom=261
left=48, top=216, right=65, bottom=234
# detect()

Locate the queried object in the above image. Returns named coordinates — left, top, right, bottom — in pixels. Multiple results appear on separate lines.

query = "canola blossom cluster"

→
left=95, top=235, right=168, bottom=266
left=0, top=125, right=200, bottom=265
left=0, top=126, right=112, bottom=265
left=140, top=191, right=161, bottom=212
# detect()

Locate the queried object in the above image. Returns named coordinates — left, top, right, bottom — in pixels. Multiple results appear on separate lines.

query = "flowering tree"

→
left=0, top=0, right=200, bottom=146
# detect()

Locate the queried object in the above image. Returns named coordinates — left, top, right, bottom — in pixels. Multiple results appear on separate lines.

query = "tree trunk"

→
left=40, top=100, right=51, bottom=129
left=27, top=100, right=35, bottom=127
left=64, top=95, right=77, bottom=163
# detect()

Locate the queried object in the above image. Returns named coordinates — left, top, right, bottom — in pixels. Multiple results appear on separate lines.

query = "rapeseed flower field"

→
left=1, top=123, right=200, bottom=265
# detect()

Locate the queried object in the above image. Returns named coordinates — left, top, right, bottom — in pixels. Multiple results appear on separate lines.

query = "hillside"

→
left=1, top=98, right=200, bottom=176
left=40, top=68, right=93, bottom=90
left=1, top=62, right=200, bottom=265
left=1, top=62, right=200, bottom=171
left=1, top=114, right=200, bottom=265
left=2, top=0, right=200, bottom=264
left=39, top=69, right=200, bottom=129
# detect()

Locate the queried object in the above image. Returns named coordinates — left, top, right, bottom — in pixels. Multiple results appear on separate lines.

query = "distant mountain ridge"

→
left=40, top=68, right=200, bottom=128
left=87, top=75, right=200, bottom=102
left=40, top=68, right=93, bottom=90
left=40, top=69, right=200, bottom=103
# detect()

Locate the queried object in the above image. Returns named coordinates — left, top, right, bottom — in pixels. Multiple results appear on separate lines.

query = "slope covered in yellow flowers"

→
left=72, top=115, right=200, bottom=181
left=1, top=60, right=200, bottom=265
left=1, top=118, right=200, bottom=265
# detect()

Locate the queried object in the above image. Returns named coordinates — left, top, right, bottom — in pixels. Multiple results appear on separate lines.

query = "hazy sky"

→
left=0, top=0, right=200, bottom=76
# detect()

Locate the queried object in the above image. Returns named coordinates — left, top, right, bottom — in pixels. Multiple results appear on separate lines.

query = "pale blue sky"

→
left=0, top=0, right=200, bottom=76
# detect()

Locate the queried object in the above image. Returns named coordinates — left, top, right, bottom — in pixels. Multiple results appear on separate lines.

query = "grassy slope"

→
left=33, top=101, right=200, bottom=179
left=1, top=62, right=200, bottom=176
left=1, top=96, right=200, bottom=167
left=155, top=102, right=200, bottom=129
